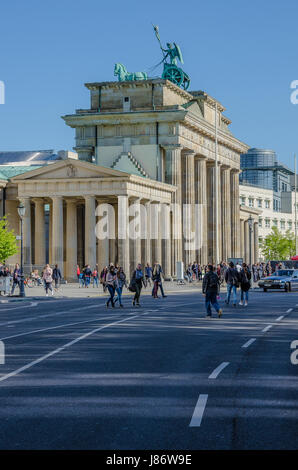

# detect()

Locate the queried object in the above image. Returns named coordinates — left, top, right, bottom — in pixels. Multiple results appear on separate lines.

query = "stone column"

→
left=240, top=219, right=245, bottom=261
left=51, top=196, right=64, bottom=275
left=183, top=150, right=195, bottom=266
left=161, top=203, right=172, bottom=279
left=144, top=200, right=152, bottom=266
left=96, top=199, right=110, bottom=269
left=196, top=156, right=208, bottom=265
left=129, top=197, right=142, bottom=269
left=32, top=198, right=45, bottom=267
left=19, top=197, right=32, bottom=271
left=151, top=202, right=162, bottom=265
left=244, top=220, right=250, bottom=264
left=221, top=167, right=231, bottom=262
left=254, top=221, right=259, bottom=263
left=206, top=161, right=219, bottom=264
left=49, top=203, right=52, bottom=264
left=231, top=169, right=241, bottom=258
left=163, top=144, right=182, bottom=277
left=117, top=195, right=130, bottom=276
left=65, top=199, right=77, bottom=280
left=84, top=195, right=96, bottom=269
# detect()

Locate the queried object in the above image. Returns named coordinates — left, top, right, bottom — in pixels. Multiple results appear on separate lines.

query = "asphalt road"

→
left=0, top=287, right=297, bottom=450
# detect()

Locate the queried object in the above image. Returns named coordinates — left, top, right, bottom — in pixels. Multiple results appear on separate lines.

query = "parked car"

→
left=258, top=269, right=298, bottom=292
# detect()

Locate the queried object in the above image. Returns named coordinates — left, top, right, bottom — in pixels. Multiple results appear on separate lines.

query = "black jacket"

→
left=203, top=271, right=220, bottom=294
left=225, top=267, right=240, bottom=286
left=53, top=268, right=62, bottom=280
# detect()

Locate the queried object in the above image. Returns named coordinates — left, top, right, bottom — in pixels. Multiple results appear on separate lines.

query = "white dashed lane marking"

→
left=262, top=325, right=273, bottom=332
left=242, top=338, right=256, bottom=348
left=189, top=394, right=208, bottom=427
left=208, top=362, right=230, bottom=379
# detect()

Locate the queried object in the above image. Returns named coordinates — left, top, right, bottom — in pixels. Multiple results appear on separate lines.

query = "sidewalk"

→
left=2, top=280, right=260, bottom=300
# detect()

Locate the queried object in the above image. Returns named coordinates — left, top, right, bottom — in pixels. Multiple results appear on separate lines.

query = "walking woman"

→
left=43, top=264, right=54, bottom=297
left=239, top=263, right=251, bottom=307
left=131, top=264, right=144, bottom=307
left=106, top=265, right=116, bottom=308
left=114, top=267, right=127, bottom=308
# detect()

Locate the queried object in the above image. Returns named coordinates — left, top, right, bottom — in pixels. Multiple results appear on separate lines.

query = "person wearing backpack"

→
left=202, top=264, right=223, bottom=318
left=239, top=263, right=251, bottom=307
left=225, top=261, right=240, bottom=307
left=131, top=264, right=145, bottom=307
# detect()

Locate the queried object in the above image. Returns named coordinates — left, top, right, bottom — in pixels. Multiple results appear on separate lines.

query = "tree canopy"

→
left=261, top=226, right=296, bottom=260
left=0, top=217, right=18, bottom=263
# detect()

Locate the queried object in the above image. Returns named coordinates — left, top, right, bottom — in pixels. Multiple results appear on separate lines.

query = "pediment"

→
left=11, top=159, right=130, bottom=181
left=182, top=100, right=203, bottom=118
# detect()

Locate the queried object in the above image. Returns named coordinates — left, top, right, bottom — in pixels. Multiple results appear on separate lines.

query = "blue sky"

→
left=0, top=0, right=298, bottom=168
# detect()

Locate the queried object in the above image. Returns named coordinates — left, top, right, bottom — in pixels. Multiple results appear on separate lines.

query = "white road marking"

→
left=0, top=301, right=38, bottom=312
left=0, top=314, right=121, bottom=341
left=208, top=362, right=230, bottom=379
left=276, top=315, right=285, bottom=321
left=0, top=314, right=141, bottom=383
left=262, top=325, right=273, bottom=332
left=242, top=338, right=256, bottom=348
left=286, top=309, right=293, bottom=314
left=0, top=303, right=100, bottom=327
left=189, top=394, right=208, bottom=427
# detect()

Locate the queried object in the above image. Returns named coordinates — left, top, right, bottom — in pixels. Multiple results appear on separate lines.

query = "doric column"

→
left=144, top=200, right=152, bottom=267
left=231, top=169, right=241, bottom=257
left=196, top=156, right=208, bottom=265
left=161, top=203, right=172, bottom=279
left=254, top=221, right=259, bottom=263
left=117, top=195, right=130, bottom=276
left=96, top=199, right=110, bottom=270
left=20, top=197, right=32, bottom=270
left=183, top=150, right=195, bottom=266
left=151, top=202, right=162, bottom=266
left=65, top=199, right=77, bottom=280
left=244, top=220, right=249, bottom=264
left=240, top=219, right=245, bottom=261
left=129, top=197, right=142, bottom=269
left=51, top=196, right=64, bottom=274
left=221, top=166, right=231, bottom=262
left=84, top=195, right=96, bottom=269
left=163, top=144, right=182, bottom=276
left=33, top=198, right=45, bottom=267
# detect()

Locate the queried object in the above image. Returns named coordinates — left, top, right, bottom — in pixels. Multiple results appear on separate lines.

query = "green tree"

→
left=261, top=226, right=296, bottom=260
left=0, top=217, right=18, bottom=263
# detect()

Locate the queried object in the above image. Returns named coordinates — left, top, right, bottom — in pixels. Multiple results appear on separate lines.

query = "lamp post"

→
left=248, top=215, right=253, bottom=268
left=17, top=202, right=26, bottom=298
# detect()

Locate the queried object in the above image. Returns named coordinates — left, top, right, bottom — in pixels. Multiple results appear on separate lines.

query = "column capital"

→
left=65, top=198, right=78, bottom=205
left=230, top=168, right=241, bottom=174
left=182, top=149, right=195, bottom=157
left=161, top=144, right=182, bottom=151
left=31, top=197, right=44, bottom=205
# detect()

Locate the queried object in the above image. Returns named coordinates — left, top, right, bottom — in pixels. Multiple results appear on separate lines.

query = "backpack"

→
left=208, top=272, right=219, bottom=290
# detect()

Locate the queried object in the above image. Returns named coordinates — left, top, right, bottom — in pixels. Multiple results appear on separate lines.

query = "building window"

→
left=280, top=220, right=285, bottom=230
left=265, top=200, right=270, bottom=208
left=265, top=218, right=270, bottom=228
left=257, top=199, right=262, bottom=208
left=258, top=218, right=263, bottom=228
left=259, top=237, right=263, bottom=246
left=273, top=219, right=278, bottom=227
left=248, top=197, right=254, bottom=207
left=288, top=221, right=293, bottom=229
left=240, top=196, right=246, bottom=206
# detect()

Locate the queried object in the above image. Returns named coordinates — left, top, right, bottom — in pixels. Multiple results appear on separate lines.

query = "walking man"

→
left=225, top=261, right=240, bottom=307
left=202, top=264, right=222, bottom=318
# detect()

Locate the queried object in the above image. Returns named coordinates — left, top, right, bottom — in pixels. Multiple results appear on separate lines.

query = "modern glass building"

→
left=240, top=148, right=294, bottom=212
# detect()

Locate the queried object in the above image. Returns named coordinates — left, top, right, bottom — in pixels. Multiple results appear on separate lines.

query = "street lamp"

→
left=17, top=202, right=26, bottom=298
left=248, top=215, right=253, bottom=268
